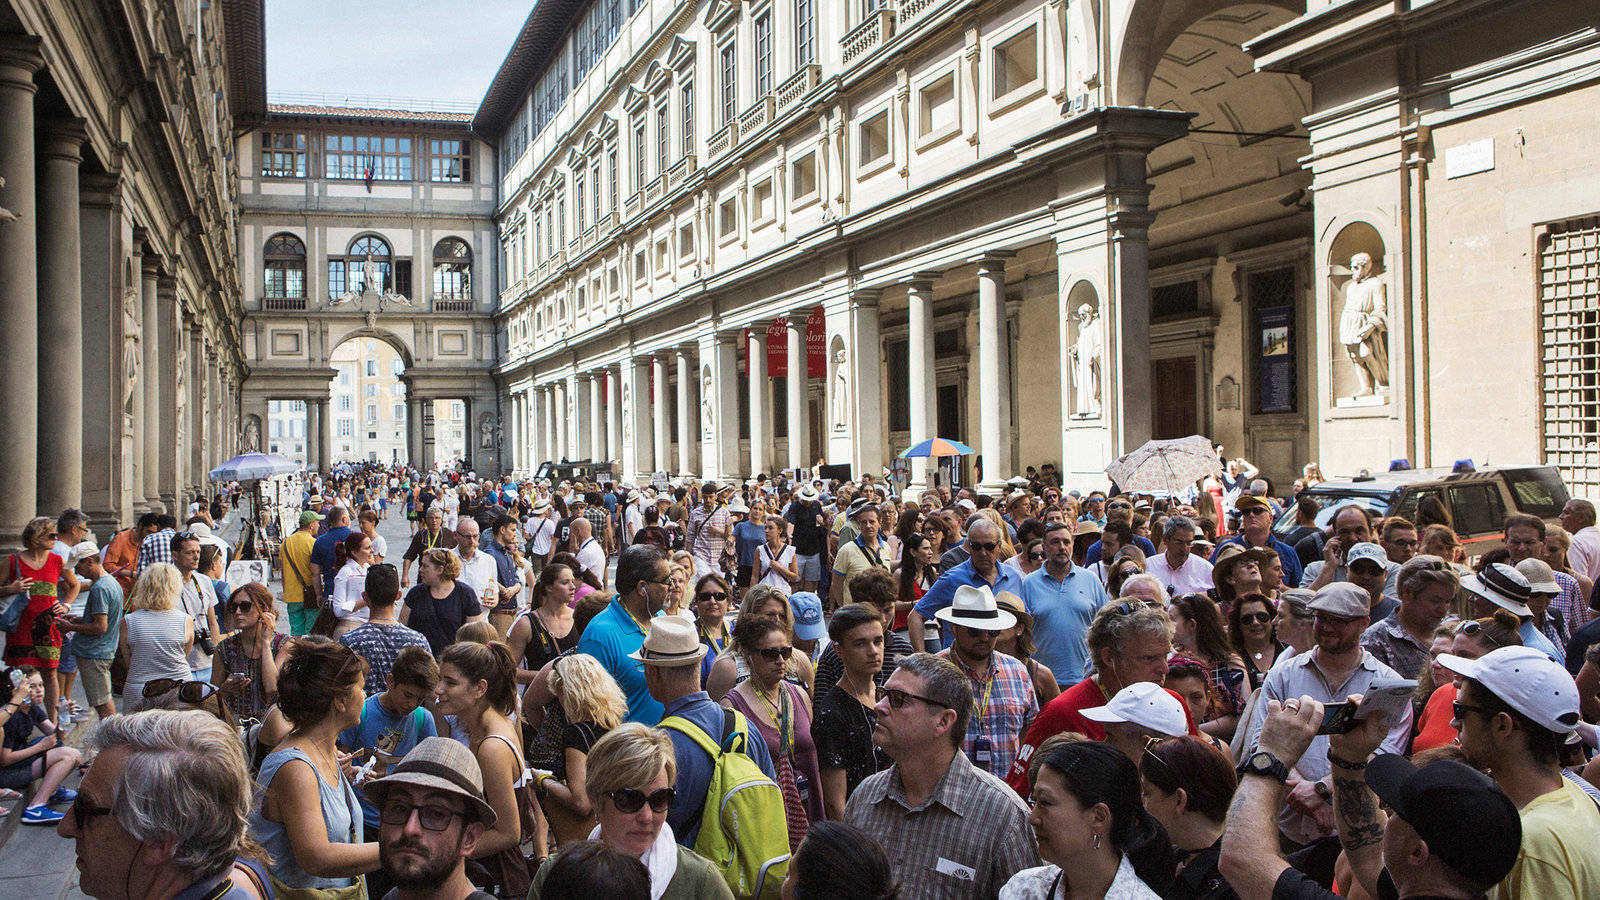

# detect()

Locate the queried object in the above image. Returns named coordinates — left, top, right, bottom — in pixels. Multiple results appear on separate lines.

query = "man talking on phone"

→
left=1242, top=582, right=1412, bottom=847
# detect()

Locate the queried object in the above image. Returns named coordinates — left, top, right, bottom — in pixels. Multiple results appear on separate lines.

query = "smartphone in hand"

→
left=1317, top=679, right=1415, bottom=735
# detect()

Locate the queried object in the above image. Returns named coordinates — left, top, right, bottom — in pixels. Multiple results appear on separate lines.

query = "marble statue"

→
left=478, top=412, right=495, bottom=450
left=362, top=252, right=379, bottom=294
left=701, top=369, right=714, bottom=438
left=1339, top=252, right=1390, bottom=397
left=1069, top=303, right=1102, bottom=417
left=243, top=416, right=261, bottom=452
left=831, top=346, right=848, bottom=430
left=121, top=286, right=140, bottom=414
left=175, top=332, right=189, bottom=451
left=622, top=384, right=632, bottom=448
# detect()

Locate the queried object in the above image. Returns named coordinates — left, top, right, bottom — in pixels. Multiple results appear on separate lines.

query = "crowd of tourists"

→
left=6, top=454, right=1600, bottom=899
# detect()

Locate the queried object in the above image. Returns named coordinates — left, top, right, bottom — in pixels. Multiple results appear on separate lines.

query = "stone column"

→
left=675, top=346, right=695, bottom=476
left=126, top=238, right=148, bottom=514
left=156, top=285, right=182, bottom=512
left=588, top=372, right=605, bottom=464
left=974, top=253, right=1015, bottom=494
left=905, top=276, right=937, bottom=493
left=315, top=399, right=331, bottom=472
left=1108, top=210, right=1155, bottom=454
left=605, top=367, right=622, bottom=469
left=748, top=327, right=769, bottom=478
left=140, top=259, right=162, bottom=509
left=848, top=290, right=885, bottom=481
left=557, top=380, right=572, bottom=462
left=652, top=354, right=669, bottom=476
left=406, top=396, right=423, bottom=466
left=0, top=36, right=44, bottom=548
left=574, top=374, right=592, bottom=462
left=712, top=330, right=741, bottom=480
left=628, top=355, right=654, bottom=483
left=306, top=400, right=322, bottom=473
left=785, top=311, right=809, bottom=473
left=35, top=117, right=87, bottom=513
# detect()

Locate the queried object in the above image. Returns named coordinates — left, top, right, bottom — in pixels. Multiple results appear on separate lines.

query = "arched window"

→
left=328, top=235, right=409, bottom=299
left=432, top=238, right=472, bottom=302
left=263, top=233, right=306, bottom=305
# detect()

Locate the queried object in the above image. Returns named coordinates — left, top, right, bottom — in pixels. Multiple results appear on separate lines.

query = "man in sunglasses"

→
left=908, top=519, right=1024, bottom=652
left=1437, top=645, right=1600, bottom=897
left=1243, top=582, right=1411, bottom=847
left=363, top=736, right=497, bottom=900
left=59, top=710, right=260, bottom=899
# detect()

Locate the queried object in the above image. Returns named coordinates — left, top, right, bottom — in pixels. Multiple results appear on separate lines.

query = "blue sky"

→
left=264, top=0, right=532, bottom=108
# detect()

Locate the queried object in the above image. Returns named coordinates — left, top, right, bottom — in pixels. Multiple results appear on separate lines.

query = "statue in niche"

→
left=478, top=412, right=496, bottom=450
left=830, top=346, right=848, bottom=431
left=701, top=370, right=715, bottom=439
left=622, top=383, right=632, bottom=450
left=243, top=416, right=261, bottom=452
left=1069, top=303, right=1103, bottom=417
left=1339, top=252, right=1390, bottom=398
left=121, top=286, right=140, bottom=416
left=175, top=334, right=188, bottom=448
left=362, top=252, right=380, bottom=294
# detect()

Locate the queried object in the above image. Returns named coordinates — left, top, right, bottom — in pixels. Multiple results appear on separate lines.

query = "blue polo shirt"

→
left=1210, top=535, right=1304, bottom=589
left=484, top=542, right=520, bottom=613
left=310, top=525, right=352, bottom=596
left=1021, top=564, right=1110, bottom=682
left=661, top=691, right=776, bottom=847
left=912, top=559, right=1026, bottom=646
left=576, top=598, right=662, bottom=724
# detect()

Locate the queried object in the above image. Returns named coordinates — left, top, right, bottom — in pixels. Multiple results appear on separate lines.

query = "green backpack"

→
left=660, top=708, right=791, bottom=898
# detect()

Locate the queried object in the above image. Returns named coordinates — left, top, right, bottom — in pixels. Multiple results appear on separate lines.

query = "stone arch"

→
left=323, top=324, right=416, bottom=370
left=1112, top=0, right=1304, bottom=107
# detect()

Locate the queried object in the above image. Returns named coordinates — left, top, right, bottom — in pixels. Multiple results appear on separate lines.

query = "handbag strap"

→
left=282, top=542, right=312, bottom=587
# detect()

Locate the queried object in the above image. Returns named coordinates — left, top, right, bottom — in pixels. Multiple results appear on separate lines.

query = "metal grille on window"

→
left=1540, top=216, right=1600, bottom=496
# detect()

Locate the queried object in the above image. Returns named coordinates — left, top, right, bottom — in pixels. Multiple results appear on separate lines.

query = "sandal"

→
left=0, top=789, right=20, bottom=802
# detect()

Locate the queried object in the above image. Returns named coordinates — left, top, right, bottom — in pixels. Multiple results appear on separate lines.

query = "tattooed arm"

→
left=1327, top=700, right=1393, bottom=900
left=1220, top=696, right=1325, bottom=900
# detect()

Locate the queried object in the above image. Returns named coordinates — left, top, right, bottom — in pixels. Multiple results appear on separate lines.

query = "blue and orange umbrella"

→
left=899, top=438, right=975, bottom=458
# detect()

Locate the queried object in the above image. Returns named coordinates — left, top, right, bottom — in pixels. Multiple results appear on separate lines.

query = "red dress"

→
left=4, top=552, right=63, bottom=669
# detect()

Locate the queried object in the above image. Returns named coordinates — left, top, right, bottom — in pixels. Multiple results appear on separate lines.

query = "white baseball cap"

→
left=1080, top=682, right=1188, bottom=737
left=1437, top=645, right=1581, bottom=734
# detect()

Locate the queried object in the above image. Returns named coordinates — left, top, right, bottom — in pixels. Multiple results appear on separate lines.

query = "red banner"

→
left=767, top=319, right=787, bottom=374
left=806, top=306, right=826, bottom=378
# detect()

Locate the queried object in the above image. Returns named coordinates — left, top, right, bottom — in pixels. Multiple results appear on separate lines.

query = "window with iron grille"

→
left=1540, top=215, right=1600, bottom=496
left=261, top=132, right=307, bottom=177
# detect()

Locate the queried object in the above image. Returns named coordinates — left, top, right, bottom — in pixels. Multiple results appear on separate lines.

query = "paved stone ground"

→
left=0, top=506, right=426, bottom=896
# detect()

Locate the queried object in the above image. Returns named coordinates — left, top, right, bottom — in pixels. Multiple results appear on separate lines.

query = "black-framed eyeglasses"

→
left=71, top=794, right=114, bottom=831
left=605, top=787, right=676, bottom=814
left=142, top=679, right=219, bottom=703
left=1028, top=552, right=1045, bottom=562
left=697, top=592, right=729, bottom=603
left=380, top=799, right=465, bottom=832
left=754, top=645, right=793, bottom=662
left=1240, top=508, right=1271, bottom=517
left=885, top=687, right=947, bottom=710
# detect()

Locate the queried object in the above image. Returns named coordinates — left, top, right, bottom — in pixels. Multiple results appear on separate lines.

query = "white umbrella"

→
left=1104, top=435, right=1218, bottom=495
left=208, top=452, right=301, bottom=483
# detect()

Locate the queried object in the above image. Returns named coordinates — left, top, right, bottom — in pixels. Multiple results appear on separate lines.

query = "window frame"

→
left=719, top=39, right=738, bottom=125
left=431, top=238, right=473, bottom=301
left=915, top=67, right=962, bottom=148
left=324, top=134, right=414, bottom=182
left=855, top=106, right=893, bottom=179
left=988, top=19, right=1046, bottom=115
left=260, top=132, right=307, bottom=178
left=789, top=151, right=819, bottom=208
left=428, top=138, right=472, bottom=183
left=263, top=233, right=307, bottom=299
left=754, top=11, right=773, bottom=97
left=750, top=175, right=777, bottom=229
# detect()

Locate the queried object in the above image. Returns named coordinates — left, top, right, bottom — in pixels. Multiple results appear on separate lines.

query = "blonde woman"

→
left=706, top=584, right=814, bottom=700
left=534, top=653, right=628, bottom=845
left=121, top=563, right=194, bottom=711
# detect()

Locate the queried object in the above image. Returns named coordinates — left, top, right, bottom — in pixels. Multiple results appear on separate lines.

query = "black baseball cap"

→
left=1364, top=755, right=1521, bottom=887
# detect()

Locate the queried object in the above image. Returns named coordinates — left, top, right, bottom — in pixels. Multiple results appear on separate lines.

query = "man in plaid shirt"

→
left=582, top=490, right=612, bottom=555
left=934, top=584, right=1037, bottom=779
left=135, top=514, right=178, bottom=575
left=686, top=483, right=730, bottom=580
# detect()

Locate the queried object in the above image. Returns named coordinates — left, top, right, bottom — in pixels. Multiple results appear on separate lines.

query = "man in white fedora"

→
left=640, top=616, right=778, bottom=848
left=934, top=584, right=1039, bottom=779
left=1079, top=681, right=1190, bottom=763
left=523, top=498, right=555, bottom=576
left=785, top=484, right=827, bottom=593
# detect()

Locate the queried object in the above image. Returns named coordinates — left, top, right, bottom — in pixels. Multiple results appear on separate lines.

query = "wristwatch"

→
left=1240, top=751, right=1291, bottom=784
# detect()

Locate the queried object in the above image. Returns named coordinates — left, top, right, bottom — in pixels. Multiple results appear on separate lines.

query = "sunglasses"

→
left=755, top=646, right=793, bottom=662
left=1028, top=552, right=1045, bottom=562
left=606, top=787, right=676, bottom=814
left=697, top=592, right=729, bottom=603
left=142, top=679, right=220, bottom=703
left=968, top=542, right=998, bottom=554
left=1452, top=700, right=1492, bottom=720
left=380, top=799, right=464, bottom=832
left=71, top=793, right=114, bottom=831
left=1240, top=612, right=1272, bottom=625
left=1455, top=619, right=1506, bottom=648
left=230, top=601, right=254, bottom=612
left=885, top=687, right=947, bottom=710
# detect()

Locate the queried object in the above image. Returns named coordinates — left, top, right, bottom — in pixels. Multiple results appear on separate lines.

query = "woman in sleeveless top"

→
left=508, top=563, right=578, bottom=685
left=757, top=518, right=799, bottom=591
left=249, top=639, right=378, bottom=895
left=438, top=640, right=539, bottom=895
left=535, top=652, right=627, bottom=846
left=213, top=582, right=287, bottom=721
left=120, top=564, right=194, bottom=712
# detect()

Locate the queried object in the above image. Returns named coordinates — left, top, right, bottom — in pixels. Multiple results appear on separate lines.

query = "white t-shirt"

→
left=1147, top=551, right=1215, bottom=595
left=576, top=538, right=607, bottom=585
left=453, top=549, right=500, bottom=610
left=524, top=515, right=555, bottom=556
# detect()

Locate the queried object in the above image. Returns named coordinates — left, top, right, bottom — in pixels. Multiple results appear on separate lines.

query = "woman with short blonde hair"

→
left=126, top=562, right=183, bottom=612
left=121, top=563, right=194, bottom=712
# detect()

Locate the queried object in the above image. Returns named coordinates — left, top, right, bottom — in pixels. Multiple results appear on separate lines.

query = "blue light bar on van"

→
left=1389, top=459, right=1411, bottom=471
left=1452, top=459, right=1476, bottom=473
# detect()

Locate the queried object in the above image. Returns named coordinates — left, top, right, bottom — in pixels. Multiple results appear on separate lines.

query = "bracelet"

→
left=1328, top=754, right=1368, bottom=770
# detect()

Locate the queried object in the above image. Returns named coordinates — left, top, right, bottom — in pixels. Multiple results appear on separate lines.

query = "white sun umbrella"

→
left=1103, top=435, right=1218, bottom=496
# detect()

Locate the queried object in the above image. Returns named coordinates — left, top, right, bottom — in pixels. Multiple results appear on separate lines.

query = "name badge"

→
left=936, top=857, right=977, bottom=881
left=973, top=737, right=993, bottom=766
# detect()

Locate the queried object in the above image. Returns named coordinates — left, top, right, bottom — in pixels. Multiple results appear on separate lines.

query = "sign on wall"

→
left=806, top=307, right=826, bottom=378
left=1256, top=306, right=1295, bottom=415
left=767, top=319, right=787, bottom=373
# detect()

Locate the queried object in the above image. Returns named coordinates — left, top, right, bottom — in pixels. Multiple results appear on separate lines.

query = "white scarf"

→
left=589, top=821, right=679, bottom=900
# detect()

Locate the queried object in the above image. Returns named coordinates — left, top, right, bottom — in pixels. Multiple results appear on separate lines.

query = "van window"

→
left=1503, top=468, right=1569, bottom=518
left=1448, top=484, right=1506, bottom=537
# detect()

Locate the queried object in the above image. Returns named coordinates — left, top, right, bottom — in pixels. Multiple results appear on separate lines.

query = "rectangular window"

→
left=656, top=100, right=671, bottom=172
left=796, top=0, right=816, bottom=66
left=366, top=404, right=378, bottom=423
left=681, top=82, right=695, bottom=157
left=634, top=247, right=647, bottom=282
left=720, top=42, right=738, bottom=124
left=656, top=237, right=671, bottom=273
left=428, top=139, right=471, bottom=182
left=1540, top=216, right=1600, bottom=496
left=338, top=395, right=352, bottom=412
left=264, top=264, right=305, bottom=299
left=858, top=109, right=890, bottom=168
left=365, top=360, right=377, bottom=377
left=394, top=404, right=405, bottom=420
left=752, top=177, right=775, bottom=223
left=679, top=222, right=695, bottom=260
left=327, top=260, right=347, bottom=299
left=754, top=13, right=773, bottom=97
left=364, top=384, right=379, bottom=398
left=993, top=26, right=1040, bottom=99
left=719, top=196, right=739, bottom=238
left=608, top=149, right=619, bottom=208
left=791, top=152, right=817, bottom=199
left=324, top=135, right=413, bottom=181
left=634, top=120, right=648, bottom=189
left=534, top=215, right=543, bottom=263
left=557, top=195, right=566, bottom=246
left=339, top=419, right=353, bottom=437
left=260, top=132, right=307, bottom=177
left=918, top=72, right=958, bottom=137
left=590, top=162, right=602, bottom=219
left=575, top=170, right=586, bottom=230
left=394, top=260, right=413, bottom=299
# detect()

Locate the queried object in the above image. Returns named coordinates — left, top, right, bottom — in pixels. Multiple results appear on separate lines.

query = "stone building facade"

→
left=233, top=106, right=502, bottom=474
left=0, top=0, right=251, bottom=546
left=480, top=0, right=1597, bottom=495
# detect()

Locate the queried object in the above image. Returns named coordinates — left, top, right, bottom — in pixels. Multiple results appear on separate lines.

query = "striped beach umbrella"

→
left=899, top=438, right=976, bottom=458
